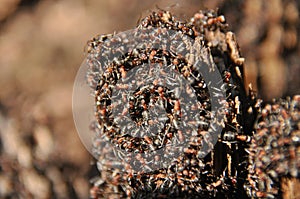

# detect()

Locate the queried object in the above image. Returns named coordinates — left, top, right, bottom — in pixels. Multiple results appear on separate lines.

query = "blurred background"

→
left=0, top=0, right=299, bottom=198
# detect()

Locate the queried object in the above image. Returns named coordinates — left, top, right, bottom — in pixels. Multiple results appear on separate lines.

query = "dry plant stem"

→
left=281, top=178, right=300, bottom=199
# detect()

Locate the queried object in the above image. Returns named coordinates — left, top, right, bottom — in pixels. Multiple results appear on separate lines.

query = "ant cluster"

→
left=245, top=96, right=300, bottom=198
left=86, top=9, right=300, bottom=199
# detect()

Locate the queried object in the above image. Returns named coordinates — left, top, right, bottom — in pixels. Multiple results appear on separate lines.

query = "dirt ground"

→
left=0, top=0, right=299, bottom=198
